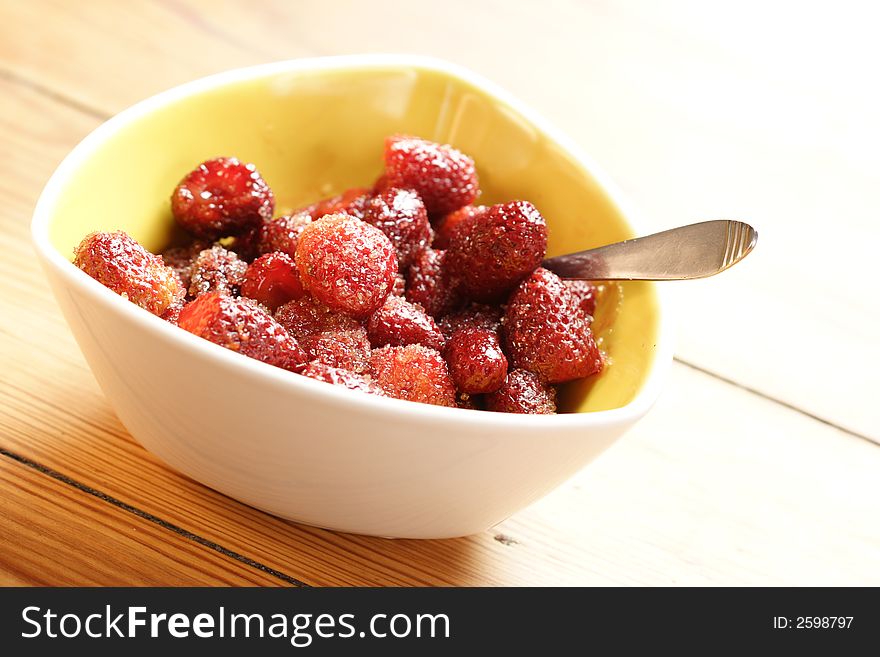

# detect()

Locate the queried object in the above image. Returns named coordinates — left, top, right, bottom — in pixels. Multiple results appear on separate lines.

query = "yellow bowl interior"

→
left=48, top=63, right=660, bottom=413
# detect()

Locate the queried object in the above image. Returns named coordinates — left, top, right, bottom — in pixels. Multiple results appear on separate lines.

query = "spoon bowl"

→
left=543, top=220, right=758, bottom=280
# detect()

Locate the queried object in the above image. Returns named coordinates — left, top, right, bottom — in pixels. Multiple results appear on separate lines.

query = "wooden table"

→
left=2, top=0, right=878, bottom=586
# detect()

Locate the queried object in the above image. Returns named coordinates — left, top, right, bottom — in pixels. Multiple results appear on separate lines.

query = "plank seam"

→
left=0, top=446, right=311, bottom=587
left=673, top=357, right=877, bottom=446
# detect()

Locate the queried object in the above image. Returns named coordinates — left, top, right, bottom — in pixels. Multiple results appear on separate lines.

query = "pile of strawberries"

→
left=73, top=136, right=606, bottom=414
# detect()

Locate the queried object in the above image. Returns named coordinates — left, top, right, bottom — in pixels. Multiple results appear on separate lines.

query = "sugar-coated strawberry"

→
left=564, top=279, right=598, bottom=318
left=369, top=345, right=457, bottom=407
left=303, top=328, right=371, bottom=374
left=384, top=136, right=479, bottom=218
left=275, top=295, right=362, bottom=337
left=242, top=211, right=313, bottom=260
left=171, top=157, right=274, bottom=239
left=160, top=240, right=210, bottom=289
left=299, top=187, right=371, bottom=221
left=295, top=213, right=397, bottom=318
left=178, top=292, right=306, bottom=372
left=447, top=200, right=547, bottom=302
left=433, top=205, right=485, bottom=249
left=275, top=296, right=370, bottom=373
left=300, top=361, right=385, bottom=395
left=188, top=245, right=248, bottom=299
left=503, top=268, right=603, bottom=383
left=161, top=299, right=184, bottom=324
left=405, top=248, right=460, bottom=318
left=363, top=187, right=433, bottom=268
left=485, top=369, right=557, bottom=414
left=74, top=231, right=185, bottom=317
left=392, top=273, right=407, bottom=297
left=438, top=302, right=502, bottom=339
left=366, top=295, right=445, bottom=352
left=240, top=252, right=305, bottom=311
left=444, top=327, right=508, bottom=394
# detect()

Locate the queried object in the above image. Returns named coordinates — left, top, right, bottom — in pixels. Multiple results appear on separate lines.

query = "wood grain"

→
left=0, top=457, right=288, bottom=586
left=0, top=0, right=878, bottom=586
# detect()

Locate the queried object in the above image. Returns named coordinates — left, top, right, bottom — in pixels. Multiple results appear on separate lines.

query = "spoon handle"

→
left=542, top=219, right=757, bottom=281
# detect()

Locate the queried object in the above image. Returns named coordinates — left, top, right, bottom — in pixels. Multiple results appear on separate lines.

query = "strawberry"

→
left=74, top=231, right=185, bottom=317
left=363, top=187, right=432, bottom=268
left=485, top=369, right=557, bottom=414
left=405, top=248, right=460, bottom=318
left=299, top=187, right=370, bottom=221
left=178, top=292, right=306, bottom=372
left=188, top=245, right=247, bottom=298
left=300, top=361, right=384, bottom=395
left=367, top=295, right=445, bottom=352
left=295, top=213, right=397, bottom=318
left=503, top=268, right=603, bottom=383
left=433, top=204, right=485, bottom=249
left=171, top=157, right=273, bottom=239
left=446, top=201, right=547, bottom=302
left=564, top=279, right=598, bottom=318
left=438, top=302, right=502, bottom=339
left=275, top=295, right=369, bottom=373
left=383, top=136, right=478, bottom=217
left=240, top=252, right=305, bottom=311
left=369, top=345, right=456, bottom=407
left=444, top=327, right=508, bottom=394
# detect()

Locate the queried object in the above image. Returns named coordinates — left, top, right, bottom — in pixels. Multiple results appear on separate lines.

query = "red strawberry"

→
left=369, top=345, right=456, bottom=407
left=160, top=240, right=210, bottom=289
left=240, top=252, right=305, bottom=311
left=161, top=299, right=185, bottom=324
left=392, top=273, right=407, bottom=297
left=188, top=245, right=247, bottom=298
left=486, top=369, right=557, bottom=414
left=303, top=328, right=371, bottom=374
left=300, top=361, right=385, bottom=395
left=444, top=327, right=508, bottom=394
left=446, top=201, right=547, bottom=302
left=363, top=187, right=433, bottom=268
left=275, top=296, right=370, bottom=373
left=299, top=187, right=371, bottom=221
left=295, top=213, right=398, bottom=318
left=438, top=303, right=502, bottom=339
left=275, top=295, right=362, bottom=336
left=564, top=279, right=598, bottom=319
left=383, top=136, right=478, bottom=218
left=241, top=211, right=313, bottom=260
left=74, top=231, right=185, bottom=317
left=366, top=295, right=445, bottom=352
left=178, top=292, right=306, bottom=372
left=405, top=248, right=460, bottom=318
left=433, top=204, right=485, bottom=249
left=503, top=268, right=603, bottom=384
left=171, top=157, right=274, bottom=239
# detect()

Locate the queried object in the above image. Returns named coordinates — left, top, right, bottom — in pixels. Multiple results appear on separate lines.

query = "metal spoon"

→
left=542, top=219, right=757, bottom=280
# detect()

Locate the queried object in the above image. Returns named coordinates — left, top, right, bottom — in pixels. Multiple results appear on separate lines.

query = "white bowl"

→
left=32, top=56, right=673, bottom=538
